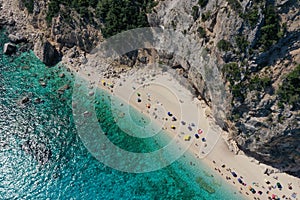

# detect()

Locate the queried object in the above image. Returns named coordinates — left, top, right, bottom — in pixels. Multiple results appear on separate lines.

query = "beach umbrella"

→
left=238, top=178, right=243, bottom=184
left=137, top=98, right=141, bottom=103
left=258, top=191, right=263, bottom=195
left=146, top=103, right=151, bottom=108
left=167, top=112, right=172, bottom=116
left=101, top=80, right=106, bottom=86
left=231, top=172, right=237, bottom=177
left=171, top=125, right=176, bottom=130
left=201, top=137, right=206, bottom=142
left=181, top=121, right=186, bottom=125
left=184, top=135, right=191, bottom=141
left=198, top=129, right=203, bottom=134
left=276, top=182, right=282, bottom=189
left=137, top=93, right=141, bottom=96
left=195, top=134, right=199, bottom=139
left=172, top=116, right=177, bottom=121
left=248, top=186, right=256, bottom=194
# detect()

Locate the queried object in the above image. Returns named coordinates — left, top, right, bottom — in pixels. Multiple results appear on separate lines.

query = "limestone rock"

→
left=8, top=33, right=27, bottom=43
left=20, top=96, right=30, bottom=104
left=34, top=38, right=61, bottom=66
left=3, top=42, right=16, bottom=55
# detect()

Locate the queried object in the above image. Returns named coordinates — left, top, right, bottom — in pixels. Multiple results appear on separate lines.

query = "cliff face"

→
left=0, top=0, right=102, bottom=65
left=1, top=0, right=299, bottom=177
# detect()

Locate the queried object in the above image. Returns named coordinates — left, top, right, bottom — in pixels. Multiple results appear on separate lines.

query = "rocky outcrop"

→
left=20, top=96, right=30, bottom=104
left=8, top=33, right=26, bottom=43
left=3, top=42, right=17, bottom=55
left=34, top=38, right=61, bottom=66
left=51, top=13, right=102, bottom=53
left=0, top=0, right=102, bottom=66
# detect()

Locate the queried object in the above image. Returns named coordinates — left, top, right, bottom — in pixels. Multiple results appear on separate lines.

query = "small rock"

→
left=34, top=98, right=44, bottom=104
left=20, top=96, right=30, bottom=104
left=40, top=82, right=47, bottom=87
left=7, top=19, right=15, bottom=26
left=3, top=43, right=17, bottom=55
left=72, top=102, right=77, bottom=108
left=57, top=84, right=70, bottom=94
left=83, top=111, right=91, bottom=117
left=22, top=66, right=31, bottom=70
left=138, top=56, right=147, bottom=64
left=8, top=34, right=27, bottom=43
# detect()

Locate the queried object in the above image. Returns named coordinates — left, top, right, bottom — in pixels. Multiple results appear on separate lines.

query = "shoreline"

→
left=68, top=60, right=300, bottom=200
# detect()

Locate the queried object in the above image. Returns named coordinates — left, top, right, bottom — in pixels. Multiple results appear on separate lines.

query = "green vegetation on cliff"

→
left=96, top=0, right=157, bottom=37
left=235, top=35, right=249, bottom=52
left=222, top=62, right=246, bottom=101
left=43, top=0, right=99, bottom=24
left=248, top=75, right=272, bottom=92
left=217, top=39, right=232, bottom=51
left=226, top=0, right=242, bottom=13
left=197, top=27, right=206, bottom=38
left=24, top=0, right=34, bottom=13
left=192, top=6, right=200, bottom=21
left=198, top=0, right=208, bottom=8
left=243, top=6, right=259, bottom=28
left=222, top=62, right=240, bottom=85
left=256, top=4, right=282, bottom=51
left=25, top=0, right=156, bottom=38
left=277, top=65, right=300, bottom=110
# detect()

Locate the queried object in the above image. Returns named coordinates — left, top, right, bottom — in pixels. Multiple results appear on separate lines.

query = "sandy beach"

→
left=68, top=58, right=300, bottom=200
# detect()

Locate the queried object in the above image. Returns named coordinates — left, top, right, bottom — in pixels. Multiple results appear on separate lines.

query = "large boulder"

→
left=34, top=38, right=61, bottom=66
left=3, top=43, right=17, bottom=55
left=8, top=33, right=27, bottom=43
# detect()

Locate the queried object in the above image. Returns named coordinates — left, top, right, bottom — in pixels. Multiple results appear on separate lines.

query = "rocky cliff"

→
left=0, top=0, right=299, bottom=177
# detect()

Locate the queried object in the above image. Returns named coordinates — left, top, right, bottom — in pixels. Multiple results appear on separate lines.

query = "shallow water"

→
left=0, top=31, right=245, bottom=199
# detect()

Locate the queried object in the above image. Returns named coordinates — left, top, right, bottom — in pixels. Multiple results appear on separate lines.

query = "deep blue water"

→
left=0, top=31, right=245, bottom=200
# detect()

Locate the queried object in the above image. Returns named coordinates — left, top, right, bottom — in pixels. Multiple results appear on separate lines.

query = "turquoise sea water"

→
left=0, top=31, right=245, bottom=199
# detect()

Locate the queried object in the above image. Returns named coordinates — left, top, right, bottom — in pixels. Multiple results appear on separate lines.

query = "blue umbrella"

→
left=231, top=172, right=237, bottom=177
